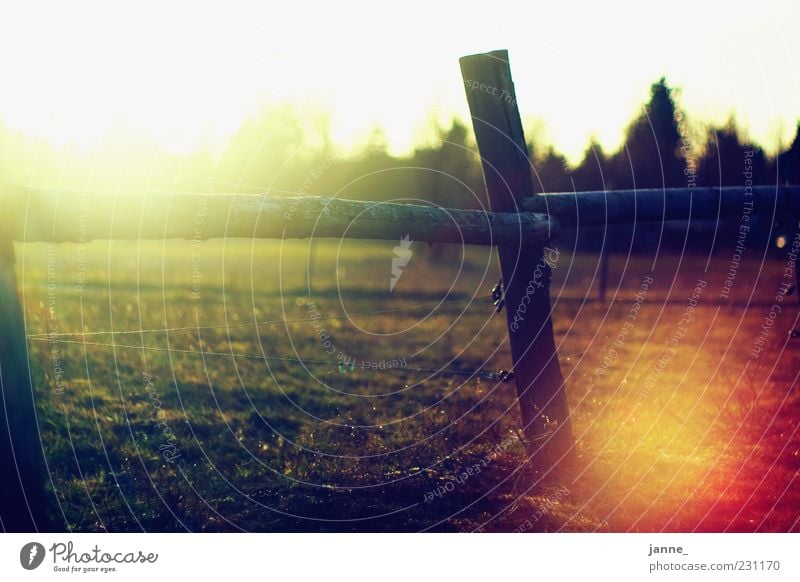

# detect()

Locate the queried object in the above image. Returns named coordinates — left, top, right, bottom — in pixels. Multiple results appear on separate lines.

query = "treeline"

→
left=1, top=77, right=798, bottom=253
left=212, top=77, right=800, bottom=209
left=208, top=77, right=799, bottom=253
left=529, top=78, right=800, bottom=195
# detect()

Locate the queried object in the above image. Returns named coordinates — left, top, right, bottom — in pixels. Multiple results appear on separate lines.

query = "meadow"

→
left=19, top=237, right=800, bottom=532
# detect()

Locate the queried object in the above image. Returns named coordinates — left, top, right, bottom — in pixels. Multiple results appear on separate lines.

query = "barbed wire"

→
left=27, top=297, right=480, bottom=339
left=26, top=291, right=515, bottom=381
left=28, top=336, right=511, bottom=381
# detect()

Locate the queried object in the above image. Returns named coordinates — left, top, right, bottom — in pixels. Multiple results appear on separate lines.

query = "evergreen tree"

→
left=609, top=78, right=686, bottom=190
left=774, top=123, right=800, bottom=185
left=696, top=118, right=768, bottom=187
left=572, top=139, right=609, bottom=191
left=533, top=148, right=572, bottom=194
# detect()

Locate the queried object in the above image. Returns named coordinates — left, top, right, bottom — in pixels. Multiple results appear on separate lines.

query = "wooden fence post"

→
left=0, top=237, right=50, bottom=531
left=599, top=246, right=610, bottom=302
left=460, top=50, right=575, bottom=472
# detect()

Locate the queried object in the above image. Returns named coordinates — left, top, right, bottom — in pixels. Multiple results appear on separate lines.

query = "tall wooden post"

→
left=460, top=50, right=575, bottom=472
left=0, top=238, right=50, bottom=531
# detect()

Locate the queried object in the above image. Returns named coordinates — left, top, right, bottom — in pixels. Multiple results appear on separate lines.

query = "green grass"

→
left=19, top=239, right=800, bottom=531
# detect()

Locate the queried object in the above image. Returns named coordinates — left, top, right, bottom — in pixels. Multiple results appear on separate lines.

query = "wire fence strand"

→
left=27, top=297, right=480, bottom=339
left=28, top=336, right=506, bottom=381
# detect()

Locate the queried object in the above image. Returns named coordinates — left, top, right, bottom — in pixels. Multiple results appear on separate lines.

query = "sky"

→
left=0, top=0, right=798, bottom=164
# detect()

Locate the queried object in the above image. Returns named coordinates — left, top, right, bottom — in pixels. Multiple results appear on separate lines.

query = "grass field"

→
left=19, top=237, right=800, bottom=532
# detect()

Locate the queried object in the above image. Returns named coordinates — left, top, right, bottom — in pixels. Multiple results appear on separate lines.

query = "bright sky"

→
left=0, top=0, right=798, bottom=164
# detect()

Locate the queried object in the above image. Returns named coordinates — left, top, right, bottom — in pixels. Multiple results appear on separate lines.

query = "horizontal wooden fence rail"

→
left=5, top=186, right=797, bottom=246
left=523, top=185, right=800, bottom=226
left=1, top=190, right=556, bottom=246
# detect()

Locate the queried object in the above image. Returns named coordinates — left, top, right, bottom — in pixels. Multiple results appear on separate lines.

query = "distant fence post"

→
left=0, top=237, right=49, bottom=531
left=599, top=245, right=610, bottom=302
left=460, top=50, right=575, bottom=472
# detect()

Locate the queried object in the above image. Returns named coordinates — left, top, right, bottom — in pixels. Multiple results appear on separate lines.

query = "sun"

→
left=0, top=1, right=798, bottom=164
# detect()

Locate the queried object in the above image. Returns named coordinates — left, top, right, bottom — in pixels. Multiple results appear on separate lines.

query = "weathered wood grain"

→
left=461, top=49, right=575, bottom=470
left=1, top=189, right=556, bottom=246
left=0, top=238, right=50, bottom=531
left=524, top=186, right=800, bottom=226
